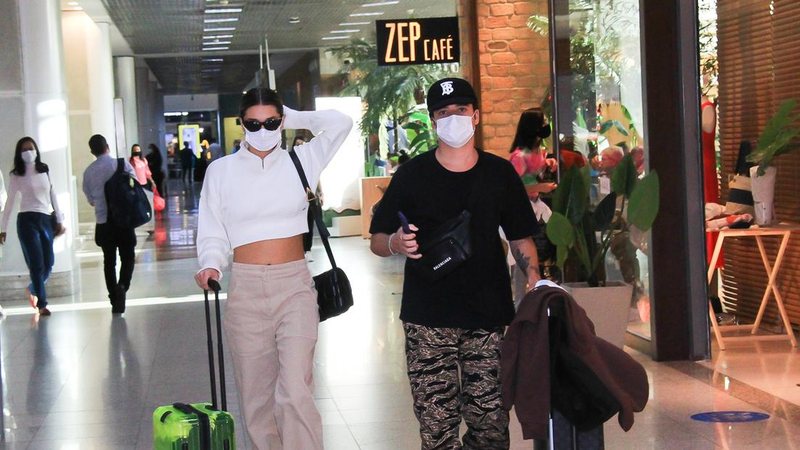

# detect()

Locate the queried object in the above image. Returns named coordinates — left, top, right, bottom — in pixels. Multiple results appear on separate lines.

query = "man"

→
left=179, top=142, right=195, bottom=186
left=207, top=138, right=224, bottom=161
left=369, top=77, right=541, bottom=449
left=82, top=134, right=137, bottom=314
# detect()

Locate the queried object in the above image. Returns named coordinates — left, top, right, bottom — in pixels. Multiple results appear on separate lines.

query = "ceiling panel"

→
left=95, top=0, right=457, bottom=94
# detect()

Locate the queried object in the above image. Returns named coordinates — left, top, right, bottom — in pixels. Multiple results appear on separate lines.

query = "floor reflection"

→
left=0, top=177, right=799, bottom=449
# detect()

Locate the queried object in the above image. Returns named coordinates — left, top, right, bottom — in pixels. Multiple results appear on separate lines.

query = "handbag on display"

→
left=288, top=150, right=353, bottom=322
left=725, top=141, right=756, bottom=215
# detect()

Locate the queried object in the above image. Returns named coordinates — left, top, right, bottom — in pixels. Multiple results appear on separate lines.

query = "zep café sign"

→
left=376, top=17, right=460, bottom=66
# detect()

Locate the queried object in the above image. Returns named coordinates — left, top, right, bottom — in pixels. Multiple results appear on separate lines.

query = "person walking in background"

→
left=195, top=87, right=352, bottom=450
left=508, top=108, right=559, bottom=295
left=208, top=138, right=224, bottom=161
left=130, top=144, right=155, bottom=233
left=83, top=134, right=137, bottom=314
left=231, top=139, right=241, bottom=154
left=179, top=142, right=194, bottom=186
left=0, top=137, right=66, bottom=316
left=369, top=78, right=541, bottom=449
left=146, top=143, right=166, bottom=196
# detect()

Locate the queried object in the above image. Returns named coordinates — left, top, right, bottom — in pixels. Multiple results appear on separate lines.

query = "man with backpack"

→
left=82, top=134, right=144, bottom=314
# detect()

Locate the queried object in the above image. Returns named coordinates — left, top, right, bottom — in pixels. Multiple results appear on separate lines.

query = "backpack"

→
left=105, top=158, right=152, bottom=228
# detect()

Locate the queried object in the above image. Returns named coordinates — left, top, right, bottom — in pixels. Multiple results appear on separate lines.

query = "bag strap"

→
left=288, top=150, right=338, bottom=269
left=116, top=158, right=125, bottom=173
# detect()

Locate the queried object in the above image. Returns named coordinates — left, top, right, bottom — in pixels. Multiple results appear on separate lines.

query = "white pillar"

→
left=90, top=22, right=118, bottom=156
left=116, top=55, right=139, bottom=152
left=63, top=12, right=118, bottom=223
left=0, top=0, right=74, bottom=289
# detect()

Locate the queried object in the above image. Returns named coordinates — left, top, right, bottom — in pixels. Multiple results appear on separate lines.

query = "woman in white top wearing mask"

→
left=195, top=88, right=352, bottom=450
left=0, top=137, right=65, bottom=316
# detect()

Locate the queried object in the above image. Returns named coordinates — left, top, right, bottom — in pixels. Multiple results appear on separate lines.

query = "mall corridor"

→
left=0, top=185, right=797, bottom=449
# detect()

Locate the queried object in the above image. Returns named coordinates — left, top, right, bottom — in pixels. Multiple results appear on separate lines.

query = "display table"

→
left=707, top=224, right=799, bottom=350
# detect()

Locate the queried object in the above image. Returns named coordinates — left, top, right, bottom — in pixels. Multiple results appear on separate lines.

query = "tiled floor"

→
left=1, top=181, right=799, bottom=449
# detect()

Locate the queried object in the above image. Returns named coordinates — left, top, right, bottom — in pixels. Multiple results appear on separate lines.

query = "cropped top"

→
left=196, top=107, right=353, bottom=274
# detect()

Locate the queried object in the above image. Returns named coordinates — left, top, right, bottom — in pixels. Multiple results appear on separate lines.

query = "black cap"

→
left=426, top=78, right=478, bottom=113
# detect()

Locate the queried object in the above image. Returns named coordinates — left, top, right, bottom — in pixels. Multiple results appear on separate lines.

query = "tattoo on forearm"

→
left=510, top=242, right=531, bottom=274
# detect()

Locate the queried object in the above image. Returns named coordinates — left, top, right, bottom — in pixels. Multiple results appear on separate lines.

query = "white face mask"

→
left=435, top=114, right=475, bottom=148
left=21, top=150, right=36, bottom=163
left=245, top=128, right=281, bottom=152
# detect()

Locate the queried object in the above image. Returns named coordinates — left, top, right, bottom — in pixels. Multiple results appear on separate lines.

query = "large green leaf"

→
left=593, top=192, right=617, bottom=231
left=566, top=168, right=589, bottom=225
left=546, top=212, right=575, bottom=247
left=628, top=171, right=660, bottom=231
left=611, top=154, right=637, bottom=197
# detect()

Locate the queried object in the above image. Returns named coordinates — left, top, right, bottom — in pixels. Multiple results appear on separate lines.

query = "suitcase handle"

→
left=204, top=279, right=227, bottom=411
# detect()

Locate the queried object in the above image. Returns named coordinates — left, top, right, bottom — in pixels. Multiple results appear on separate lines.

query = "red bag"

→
left=152, top=186, right=166, bottom=212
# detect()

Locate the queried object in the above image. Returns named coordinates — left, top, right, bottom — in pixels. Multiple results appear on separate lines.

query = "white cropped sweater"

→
left=196, top=107, right=353, bottom=274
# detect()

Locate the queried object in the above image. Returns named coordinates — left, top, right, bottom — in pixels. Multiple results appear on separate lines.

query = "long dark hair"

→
left=509, top=108, right=551, bottom=153
left=239, top=88, right=284, bottom=118
left=11, top=137, right=48, bottom=176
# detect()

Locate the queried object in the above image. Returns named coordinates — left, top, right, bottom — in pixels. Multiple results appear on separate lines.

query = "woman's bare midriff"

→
left=233, top=235, right=305, bottom=265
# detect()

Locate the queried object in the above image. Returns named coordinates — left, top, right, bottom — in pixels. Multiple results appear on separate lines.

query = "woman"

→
left=508, top=108, right=559, bottom=296
left=0, top=137, right=65, bottom=316
left=130, top=144, right=155, bottom=231
left=508, top=107, right=557, bottom=199
left=195, top=88, right=352, bottom=449
left=146, top=143, right=166, bottom=196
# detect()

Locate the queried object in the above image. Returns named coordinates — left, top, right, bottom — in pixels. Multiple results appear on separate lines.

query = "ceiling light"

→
left=204, top=27, right=236, bottom=32
left=350, top=12, right=384, bottom=17
left=361, top=1, right=399, bottom=6
left=203, top=34, right=233, bottom=39
left=322, top=36, right=351, bottom=40
left=203, top=40, right=231, bottom=45
left=203, top=58, right=224, bottom=62
left=67, top=1, right=79, bottom=5
left=289, top=17, right=301, bottom=24
left=201, top=68, right=222, bottom=72
left=202, top=46, right=230, bottom=51
left=203, top=17, right=239, bottom=23
left=340, top=22, right=370, bottom=26
left=205, top=8, right=242, bottom=13
left=331, top=29, right=359, bottom=33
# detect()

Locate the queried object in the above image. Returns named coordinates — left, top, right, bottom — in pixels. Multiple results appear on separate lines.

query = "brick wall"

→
left=462, top=0, right=551, bottom=157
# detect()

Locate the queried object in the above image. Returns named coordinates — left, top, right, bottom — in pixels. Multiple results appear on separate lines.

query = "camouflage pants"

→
left=403, top=323, right=510, bottom=450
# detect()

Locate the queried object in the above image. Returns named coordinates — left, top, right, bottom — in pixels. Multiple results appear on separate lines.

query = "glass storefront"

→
left=547, top=0, right=653, bottom=340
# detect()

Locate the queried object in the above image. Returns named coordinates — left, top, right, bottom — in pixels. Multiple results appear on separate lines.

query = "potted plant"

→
left=745, top=99, right=800, bottom=225
left=545, top=153, right=659, bottom=346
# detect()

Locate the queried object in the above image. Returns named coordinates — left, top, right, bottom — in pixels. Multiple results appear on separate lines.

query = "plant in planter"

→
left=745, top=99, right=800, bottom=225
left=545, top=154, right=659, bottom=347
left=546, top=154, right=660, bottom=286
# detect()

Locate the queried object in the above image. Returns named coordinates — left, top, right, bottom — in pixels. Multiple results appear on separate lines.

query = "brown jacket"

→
left=501, top=286, right=649, bottom=440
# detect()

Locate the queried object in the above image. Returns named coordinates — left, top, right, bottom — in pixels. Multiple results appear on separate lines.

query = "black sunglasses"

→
left=242, top=117, right=282, bottom=132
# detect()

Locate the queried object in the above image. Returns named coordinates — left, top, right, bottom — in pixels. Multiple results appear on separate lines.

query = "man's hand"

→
left=195, top=268, right=220, bottom=290
left=0, top=232, right=6, bottom=245
left=392, top=224, right=422, bottom=259
left=54, top=223, right=66, bottom=237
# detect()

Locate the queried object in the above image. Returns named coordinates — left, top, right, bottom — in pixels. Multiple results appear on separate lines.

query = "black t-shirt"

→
left=370, top=150, right=538, bottom=328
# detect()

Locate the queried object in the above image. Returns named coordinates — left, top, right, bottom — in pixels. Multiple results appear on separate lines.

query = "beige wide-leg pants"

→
left=224, top=261, right=322, bottom=450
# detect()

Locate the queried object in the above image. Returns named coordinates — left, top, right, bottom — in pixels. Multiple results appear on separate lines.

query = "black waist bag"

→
left=412, top=210, right=472, bottom=281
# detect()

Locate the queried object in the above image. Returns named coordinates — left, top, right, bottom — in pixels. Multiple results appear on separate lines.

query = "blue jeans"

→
left=17, top=212, right=55, bottom=308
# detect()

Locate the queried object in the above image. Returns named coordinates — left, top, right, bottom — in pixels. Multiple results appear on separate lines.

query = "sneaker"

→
left=25, top=287, right=37, bottom=309
left=38, top=307, right=51, bottom=316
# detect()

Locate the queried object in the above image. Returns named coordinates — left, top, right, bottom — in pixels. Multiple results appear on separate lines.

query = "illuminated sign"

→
left=376, top=17, right=460, bottom=66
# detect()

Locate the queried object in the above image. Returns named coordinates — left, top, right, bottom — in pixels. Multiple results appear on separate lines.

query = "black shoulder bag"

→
left=289, top=150, right=354, bottom=322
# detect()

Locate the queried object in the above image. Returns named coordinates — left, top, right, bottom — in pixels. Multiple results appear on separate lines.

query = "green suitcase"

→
left=153, top=280, right=235, bottom=449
